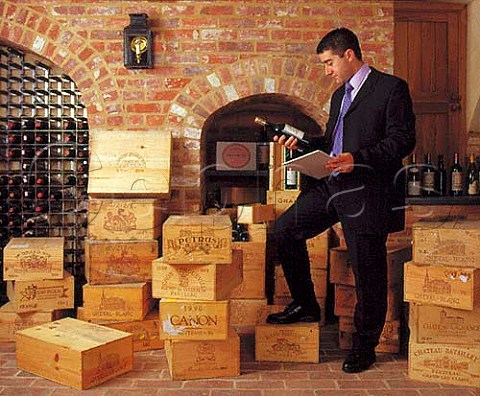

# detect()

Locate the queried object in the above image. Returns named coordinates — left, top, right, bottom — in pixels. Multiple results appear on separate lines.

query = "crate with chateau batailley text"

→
left=81, top=282, right=154, bottom=321
left=162, top=215, right=232, bottom=264
left=159, top=299, right=229, bottom=341
left=412, top=219, right=480, bottom=268
left=3, top=237, right=64, bottom=281
left=16, top=317, right=133, bottom=390
left=88, top=129, right=171, bottom=198
left=77, top=307, right=164, bottom=352
left=404, top=262, right=480, bottom=310
left=84, top=239, right=158, bottom=285
left=164, top=329, right=240, bottom=380
left=7, top=270, right=74, bottom=313
left=88, top=199, right=164, bottom=240
left=152, top=249, right=242, bottom=301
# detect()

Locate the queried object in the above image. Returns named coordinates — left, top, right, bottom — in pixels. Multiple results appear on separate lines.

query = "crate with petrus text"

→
left=16, top=317, right=133, bottom=390
left=3, top=237, right=64, bottom=281
left=152, top=251, right=242, bottom=301
left=87, top=199, right=164, bottom=240
left=162, top=215, right=232, bottom=264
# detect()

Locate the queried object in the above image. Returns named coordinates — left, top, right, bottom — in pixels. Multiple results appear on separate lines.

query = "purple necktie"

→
left=331, top=82, right=353, bottom=156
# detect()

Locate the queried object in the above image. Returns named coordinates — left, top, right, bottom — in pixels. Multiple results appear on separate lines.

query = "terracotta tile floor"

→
left=0, top=322, right=478, bottom=395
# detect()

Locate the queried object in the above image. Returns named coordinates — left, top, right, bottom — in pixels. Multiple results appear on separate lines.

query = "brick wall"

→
left=0, top=0, right=394, bottom=213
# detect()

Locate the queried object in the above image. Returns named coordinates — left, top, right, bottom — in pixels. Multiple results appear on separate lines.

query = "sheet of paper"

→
left=281, top=149, right=332, bottom=180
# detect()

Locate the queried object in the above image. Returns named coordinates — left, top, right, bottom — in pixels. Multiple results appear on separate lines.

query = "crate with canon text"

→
left=3, top=237, right=64, bottom=281
left=7, top=270, right=74, bottom=313
left=77, top=307, right=163, bottom=352
left=16, top=317, right=133, bottom=390
left=152, top=250, right=242, bottom=301
left=159, top=299, right=229, bottom=341
left=162, top=215, right=232, bottom=264
left=82, top=282, right=153, bottom=321
left=255, top=321, right=320, bottom=363
left=84, top=239, right=158, bottom=285
left=88, top=129, right=171, bottom=198
left=231, top=242, right=266, bottom=299
left=412, top=219, right=480, bottom=268
left=88, top=199, right=164, bottom=240
left=164, top=329, right=240, bottom=380
left=404, top=262, right=480, bottom=310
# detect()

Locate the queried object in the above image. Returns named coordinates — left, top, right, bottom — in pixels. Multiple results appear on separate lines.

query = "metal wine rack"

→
left=0, top=45, right=89, bottom=303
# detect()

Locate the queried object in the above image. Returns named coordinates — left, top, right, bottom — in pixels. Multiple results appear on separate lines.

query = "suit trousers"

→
left=275, top=179, right=388, bottom=350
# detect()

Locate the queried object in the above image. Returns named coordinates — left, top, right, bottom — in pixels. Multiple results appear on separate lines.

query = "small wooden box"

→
left=159, top=299, right=229, bottom=341
left=88, top=199, right=164, bottom=240
left=82, top=282, right=153, bottom=321
left=162, top=215, right=232, bottom=264
left=409, top=303, right=480, bottom=345
left=88, top=129, right=171, bottom=198
left=7, top=270, right=74, bottom=313
left=229, top=298, right=268, bottom=332
left=247, top=223, right=268, bottom=243
left=84, top=239, right=158, bottom=285
left=237, top=204, right=275, bottom=224
left=404, top=262, right=480, bottom=310
left=255, top=322, right=320, bottom=363
left=408, top=341, right=480, bottom=388
left=152, top=250, right=242, bottom=301
left=165, top=329, right=240, bottom=380
left=307, top=231, right=329, bottom=269
left=16, top=317, right=133, bottom=390
left=0, top=302, right=66, bottom=342
left=266, top=189, right=301, bottom=220
left=3, top=237, right=64, bottom=281
left=412, top=219, right=480, bottom=268
left=231, top=242, right=266, bottom=299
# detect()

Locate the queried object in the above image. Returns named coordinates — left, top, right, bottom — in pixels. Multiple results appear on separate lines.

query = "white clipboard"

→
left=282, top=149, right=332, bottom=180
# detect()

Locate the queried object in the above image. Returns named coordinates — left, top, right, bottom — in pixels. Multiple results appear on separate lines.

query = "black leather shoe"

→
left=342, top=350, right=376, bottom=373
left=266, top=304, right=320, bottom=325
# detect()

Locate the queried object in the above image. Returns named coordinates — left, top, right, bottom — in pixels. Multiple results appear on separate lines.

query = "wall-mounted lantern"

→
left=123, top=13, right=153, bottom=69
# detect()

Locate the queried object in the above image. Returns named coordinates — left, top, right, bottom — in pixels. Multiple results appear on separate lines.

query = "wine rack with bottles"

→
left=0, top=45, right=89, bottom=302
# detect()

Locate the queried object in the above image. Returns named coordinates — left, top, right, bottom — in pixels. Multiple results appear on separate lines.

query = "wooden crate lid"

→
left=5, top=237, right=64, bottom=250
left=412, top=218, right=480, bottom=230
left=164, top=214, right=232, bottom=228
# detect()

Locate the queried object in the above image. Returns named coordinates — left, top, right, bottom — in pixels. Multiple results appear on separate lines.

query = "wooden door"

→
left=394, top=1, right=466, bottom=170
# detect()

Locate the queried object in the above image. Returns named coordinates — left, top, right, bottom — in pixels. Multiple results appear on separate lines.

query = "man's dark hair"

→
left=316, top=27, right=362, bottom=61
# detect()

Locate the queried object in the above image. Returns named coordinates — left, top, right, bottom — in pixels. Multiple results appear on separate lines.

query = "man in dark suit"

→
left=266, top=28, right=416, bottom=373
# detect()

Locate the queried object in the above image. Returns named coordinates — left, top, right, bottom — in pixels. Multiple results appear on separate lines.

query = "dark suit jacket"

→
left=309, top=67, right=416, bottom=233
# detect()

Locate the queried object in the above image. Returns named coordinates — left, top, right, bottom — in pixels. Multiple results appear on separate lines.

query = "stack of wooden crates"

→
left=1, top=237, right=73, bottom=341
left=152, top=214, right=243, bottom=380
left=405, top=219, right=480, bottom=388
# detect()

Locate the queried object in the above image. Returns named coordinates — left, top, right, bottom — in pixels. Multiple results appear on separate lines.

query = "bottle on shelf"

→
left=407, top=153, right=421, bottom=197
left=466, top=153, right=479, bottom=196
left=254, top=116, right=311, bottom=153
left=435, top=154, right=447, bottom=196
left=450, top=152, right=463, bottom=196
left=284, top=148, right=299, bottom=190
left=421, top=153, right=435, bottom=197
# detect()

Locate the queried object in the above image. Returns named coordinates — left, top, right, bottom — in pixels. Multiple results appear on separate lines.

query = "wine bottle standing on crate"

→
left=466, top=153, right=479, bottom=196
left=435, top=154, right=447, bottom=196
left=407, top=153, right=421, bottom=197
left=450, top=152, right=463, bottom=196
left=284, top=148, right=299, bottom=190
left=421, top=153, right=435, bottom=197
left=254, top=117, right=311, bottom=153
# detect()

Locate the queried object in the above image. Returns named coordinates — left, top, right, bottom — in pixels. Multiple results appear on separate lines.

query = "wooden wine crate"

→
left=404, top=262, right=480, bottom=310
left=229, top=298, right=268, bottom=332
left=246, top=223, right=267, bottom=243
left=152, top=250, right=242, bottom=301
left=275, top=265, right=327, bottom=298
left=7, top=270, right=74, bottom=313
left=0, top=302, right=67, bottom=342
left=237, top=203, right=275, bottom=224
left=84, top=239, right=158, bottom=285
left=409, top=303, right=480, bottom=345
left=159, top=299, right=229, bottom=341
left=3, top=237, right=64, bottom=281
left=88, top=198, right=164, bottom=240
left=164, top=329, right=240, bottom=380
left=270, top=297, right=327, bottom=327
left=82, top=282, right=153, bottom=321
left=255, top=321, right=320, bottom=363
left=409, top=341, right=480, bottom=388
left=162, top=215, right=232, bottom=264
left=412, top=219, right=480, bottom=268
left=16, top=317, right=133, bottom=390
left=307, top=231, right=329, bottom=269
left=338, top=316, right=401, bottom=353
left=231, top=242, right=266, bottom=299
left=266, top=189, right=301, bottom=220
left=88, top=129, right=171, bottom=198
